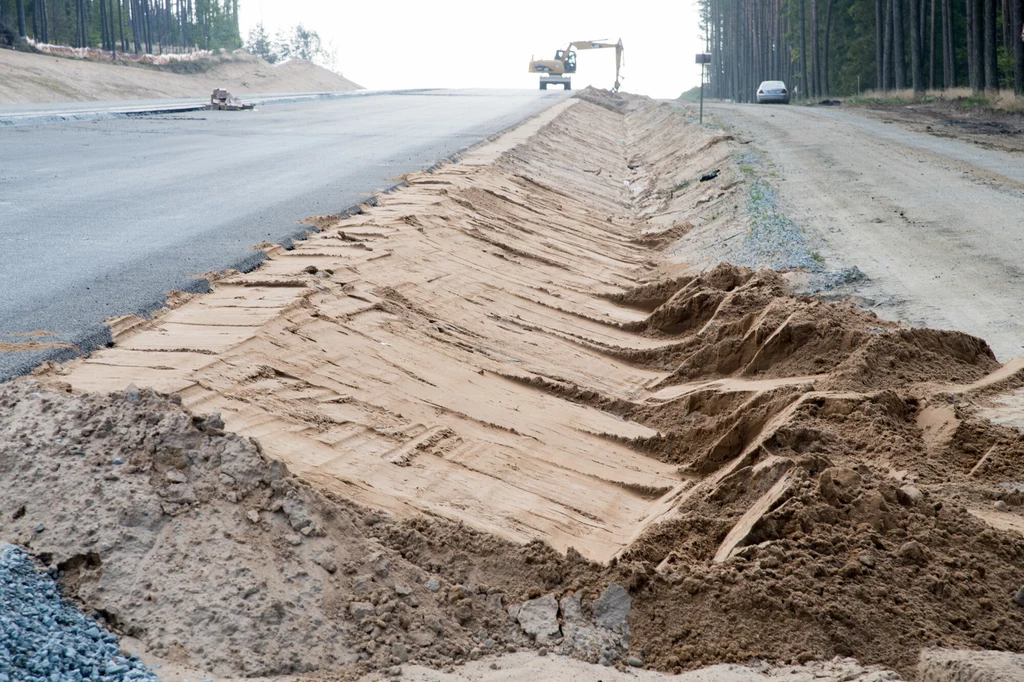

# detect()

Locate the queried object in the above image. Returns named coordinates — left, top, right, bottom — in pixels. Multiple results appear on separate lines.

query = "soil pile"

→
left=0, top=49, right=361, bottom=104
left=9, top=90, right=1024, bottom=679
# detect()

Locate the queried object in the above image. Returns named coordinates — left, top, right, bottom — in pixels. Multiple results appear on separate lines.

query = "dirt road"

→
left=709, top=103, right=1024, bottom=362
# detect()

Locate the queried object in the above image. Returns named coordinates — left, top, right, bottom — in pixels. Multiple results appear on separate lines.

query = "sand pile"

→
left=0, top=49, right=361, bottom=104
left=6, top=90, right=1023, bottom=679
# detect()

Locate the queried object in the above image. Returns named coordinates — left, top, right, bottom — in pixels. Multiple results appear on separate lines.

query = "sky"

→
left=238, top=0, right=706, bottom=99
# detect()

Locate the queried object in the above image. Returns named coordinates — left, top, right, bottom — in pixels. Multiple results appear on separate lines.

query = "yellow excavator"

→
left=528, top=39, right=623, bottom=91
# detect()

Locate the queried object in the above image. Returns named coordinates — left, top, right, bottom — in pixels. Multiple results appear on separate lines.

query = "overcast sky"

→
left=239, top=0, right=705, bottom=98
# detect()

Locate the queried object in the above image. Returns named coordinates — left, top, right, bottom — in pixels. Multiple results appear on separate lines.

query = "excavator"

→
left=528, top=39, right=623, bottom=91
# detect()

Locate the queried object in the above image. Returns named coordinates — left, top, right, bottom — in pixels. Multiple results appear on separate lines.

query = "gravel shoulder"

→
left=707, top=102, right=1024, bottom=362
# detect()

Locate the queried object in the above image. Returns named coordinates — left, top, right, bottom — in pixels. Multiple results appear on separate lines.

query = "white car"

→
left=756, top=81, right=790, bottom=104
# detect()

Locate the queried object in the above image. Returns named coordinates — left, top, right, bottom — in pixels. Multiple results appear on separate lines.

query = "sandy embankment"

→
left=3, top=91, right=1024, bottom=681
left=0, top=48, right=361, bottom=104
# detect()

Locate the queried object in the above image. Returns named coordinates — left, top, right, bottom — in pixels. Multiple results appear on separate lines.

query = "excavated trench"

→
left=7, top=90, right=1024, bottom=678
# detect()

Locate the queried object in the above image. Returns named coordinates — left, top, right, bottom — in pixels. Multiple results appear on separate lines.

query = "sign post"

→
left=695, top=53, right=712, bottom=124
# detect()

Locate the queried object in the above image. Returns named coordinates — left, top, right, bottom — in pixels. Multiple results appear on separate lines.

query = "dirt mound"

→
left=0, top=48, right=361, bottom=104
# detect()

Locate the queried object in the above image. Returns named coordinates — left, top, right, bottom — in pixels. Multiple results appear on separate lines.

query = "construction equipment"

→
left=205, top=88, right=254, bottom=111
left=528, top=39, right=623, bottom=91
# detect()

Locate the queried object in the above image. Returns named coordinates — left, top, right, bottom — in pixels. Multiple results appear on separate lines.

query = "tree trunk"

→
left=884, top=0, right=894, bottom=89
left=894, top=0, right=907, bottom=88
left=824, top=0, right=836, bottom=96
left=971, top=0, right=985, bottom=91
left=1012, top=0, right=1024, bottom=94
left=16, top=0, right=27, bottom=38
left=911, top=0, right=925, bottom=92
left=984, top=0, right=999, bottom=90
left=118, top=0, right=126, bottom=51
left=801, top=0, right=809, bottom=98
left=810, top=0, right=820, bottom=97
left=877, top=0, right=886, bottom=88
left=930, top=0, right=937, bottom=88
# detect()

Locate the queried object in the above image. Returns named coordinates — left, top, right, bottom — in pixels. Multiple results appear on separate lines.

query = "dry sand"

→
left=0, top=49, right=360, bottom=104
left=4, top=90, right=1024, bottom=681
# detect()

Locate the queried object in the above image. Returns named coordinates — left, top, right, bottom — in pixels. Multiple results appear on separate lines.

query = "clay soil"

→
left=3, top=90, right=1024, bottom=680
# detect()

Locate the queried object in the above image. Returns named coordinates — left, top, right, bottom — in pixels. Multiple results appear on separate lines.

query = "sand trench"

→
left=10, top=90, right=1024, bottom=678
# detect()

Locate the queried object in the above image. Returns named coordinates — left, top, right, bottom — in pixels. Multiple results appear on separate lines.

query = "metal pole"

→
left=700, top=62, right=705, bottom=124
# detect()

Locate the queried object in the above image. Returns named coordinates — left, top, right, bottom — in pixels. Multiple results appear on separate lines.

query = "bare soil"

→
left=0, top=48, right=361, bottom=104
left=3, top=91, right=1024, bottom=681
left=705, top=101, right=1024, bottom=363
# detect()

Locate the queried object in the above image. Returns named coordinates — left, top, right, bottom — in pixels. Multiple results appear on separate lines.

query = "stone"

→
left=995, top=500, right=1008, bottom=512
left=560, top=591, right=585, bottom=624
left=352, top=574, right=375, bottom=595
left=32, top=523, right=45, bottom=533
left=424, top=576, right=440, bottom=592
left=165, top=470, right=187, bottom=484
left=626, top=656, right=643, bottom=668
left=284, top=534, right=302, bottom=546
left=246, top=510, right=260, bottom=524
left=897, top=485, right=924, bottom=506
left=897, top=540, right=929, bottom=565
left=593, top=582, right=632, bottom=632
left=349, top=602, right=376, bottom=621
left=391, top=642, right=409, bottom=663
left=517, top=594, right=560, bottom=644
left=1015, top=587, right=1024, bottom=607
left=395, top=583, right=413, bottom=597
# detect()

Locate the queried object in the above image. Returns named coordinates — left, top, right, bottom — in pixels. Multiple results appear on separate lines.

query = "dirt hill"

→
left=0, top=48, right=362, bottom=104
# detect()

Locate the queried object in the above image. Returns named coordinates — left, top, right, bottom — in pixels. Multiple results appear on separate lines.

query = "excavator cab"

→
left=555, top=50, right=578, bottom=74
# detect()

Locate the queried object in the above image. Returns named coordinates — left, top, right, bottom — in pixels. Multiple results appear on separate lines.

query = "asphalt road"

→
left=0, top=89, right=570, bottom=379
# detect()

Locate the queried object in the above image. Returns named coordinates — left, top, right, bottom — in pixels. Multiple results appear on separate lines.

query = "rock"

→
left=897, top=485, right=923, bottom=506
left=560, top=591, right=585, bottom=624
left=349, top=602, right=376, bottom=621
left=1015, top=587, right=1024, bottom=607
left=353, top=574, right=375, bottom=595
left=395, top=583, right=413, bottom=597
left=626, top=656, right=643, bottom=668
left=897, top=540, right=929, bottom=565
left=424, top=576, right=440, bottom=592
left=246, top=510, right=260, bottom=524
left=593, top=582, right=632, bottom=632
left=391, top=642, right=409, bottom=663
left=300, top=524, right=314, bottom=536
left=995, top=500, right=1008, bottom=512
left=32, top=523, right=45, bottom=533
left=517, top=594, right=560, bottom=644
left=165, top=469, right=187, bottom=484
left=284, top=534, right=302, bottom=546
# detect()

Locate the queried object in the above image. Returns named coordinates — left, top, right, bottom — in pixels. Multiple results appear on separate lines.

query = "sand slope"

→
left=0, top=48, right=361, bottom=104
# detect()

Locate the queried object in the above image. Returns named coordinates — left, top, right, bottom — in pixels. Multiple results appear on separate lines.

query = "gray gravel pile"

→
left=0, top=544, right=158, bottom=682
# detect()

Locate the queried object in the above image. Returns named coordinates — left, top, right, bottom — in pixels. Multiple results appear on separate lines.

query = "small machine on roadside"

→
left=205, top=88, right=254, bottom=111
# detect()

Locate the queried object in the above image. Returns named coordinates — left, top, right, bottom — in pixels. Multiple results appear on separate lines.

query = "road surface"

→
left=711, top=102, right=1024, bottom=362
left=0, top=89, right=569, bottom=379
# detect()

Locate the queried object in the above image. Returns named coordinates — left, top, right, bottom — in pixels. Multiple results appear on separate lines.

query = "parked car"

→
left=756, top=80, right=790, bottom=104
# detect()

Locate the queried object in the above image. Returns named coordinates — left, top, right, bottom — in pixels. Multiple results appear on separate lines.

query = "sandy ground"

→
left=6, top=91, right=1024, bottom=680
left=705, top=102, right=1024, bottom=363
left=0, top=49, right=360, bottom=104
